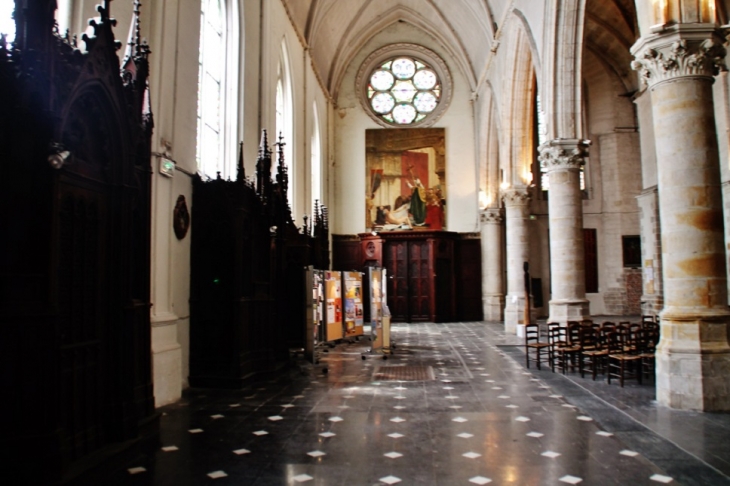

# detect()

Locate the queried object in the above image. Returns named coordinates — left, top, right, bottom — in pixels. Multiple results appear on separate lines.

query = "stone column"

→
left=480, top=208, right=504, bottom=321
left=502, top=189, right=531, bottom=333
left=538, top=139, right=591, bottom=325
left=637, top=187, right=664, bottom=316
left=632, top=25, right=730, bottom=411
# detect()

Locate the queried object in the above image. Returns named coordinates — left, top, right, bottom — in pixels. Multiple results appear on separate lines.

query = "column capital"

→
left=501, top=188, right=531, bottom=207
left=538, top=139, right=590, bottom=172
left=631, top=24, right=726, bottom=89
left=480, top=208, right=504, bottom=224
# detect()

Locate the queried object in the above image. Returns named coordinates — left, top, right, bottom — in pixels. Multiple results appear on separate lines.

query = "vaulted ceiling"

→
left=281, top=0, right=641, bottom=98
left=281, top=0, right=510, bottom=96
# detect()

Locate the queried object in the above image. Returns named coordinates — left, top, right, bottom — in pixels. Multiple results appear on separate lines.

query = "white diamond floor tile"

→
left=268, top=415, right=283, bottom=421
left=469, top=476, right=492, bottom=485
left=128, top=467, right=146, bottom=475
left=393, top=406, right=406, bottom=410
left=650, top=474, right=674, bottom=483
left=211, top=414, right=224, bottom=419
left=559, top=475, right=583, bottom=484
left=207, top=471, right=228, bottom=479
left=252, top=430, right=268, bottom=436
left=233, top=448, right=250, bottom=455
left=319, top=431, right=336, bottom=438
left=292, top=474, right=314, bottom=483
left=379, top=475, right=402, bottom=484
left=307, top=450, right=326, bottom=458
left=515, top=416, right=530, bottom=422
left=542, top=451, right=561, bottom=459
left=577, top=416, right=593, bottom=421
left=188, top=429, right=204, bottom=434
left=620, top=450, right=639, bottom=457
left=329, top=416, right=343, bottom=422
left=388, top=432, right=404, bottom=438
left=457, top=433, right=474, bottom=438
left=462, top=452, right=482, bottom=459
left=390, top=417, right=405, bottom=423
left=384, top=451, right=403, bottom=459
left=596, top=431, right=614, bottom=437
left=452, top=417, right=468, bottom=423
left=526, top=432, right=544, bottom=438
left=161, top=446, right=179, bottom=452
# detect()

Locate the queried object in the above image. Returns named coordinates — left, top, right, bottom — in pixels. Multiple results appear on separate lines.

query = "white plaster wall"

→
left=333, top=22, right=477, bottom=236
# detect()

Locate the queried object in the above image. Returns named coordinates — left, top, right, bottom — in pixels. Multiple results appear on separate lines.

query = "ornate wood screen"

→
left=189, top=133, right=329, bottom=388
left=0, top=2, right=156, bottom=482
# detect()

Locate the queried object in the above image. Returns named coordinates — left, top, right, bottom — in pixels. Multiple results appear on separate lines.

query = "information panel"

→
left=369, top=267, right=384, bottom=350
left=325, top=270, right=343, bottom=342
left=343, top=271, right=364, bottom=337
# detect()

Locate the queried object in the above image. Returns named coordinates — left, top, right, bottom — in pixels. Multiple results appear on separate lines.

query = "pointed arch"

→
left=327, top=5, right=476, bottom=100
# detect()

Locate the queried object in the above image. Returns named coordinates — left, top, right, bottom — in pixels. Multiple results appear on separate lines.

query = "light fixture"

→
left=48, top=142, right=71, bottom=169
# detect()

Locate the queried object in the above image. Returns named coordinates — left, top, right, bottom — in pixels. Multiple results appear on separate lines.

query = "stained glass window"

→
left=367, top=55, right=441, bottom=126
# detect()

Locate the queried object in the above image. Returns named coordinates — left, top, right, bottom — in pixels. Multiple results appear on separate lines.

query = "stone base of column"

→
left=483, top=293, right=504, bottom=322
left=656, top=314, right=730, bottom=411
left=547, top=299, right=590, bottom=326
left=504, top=295, right=536, bottom=333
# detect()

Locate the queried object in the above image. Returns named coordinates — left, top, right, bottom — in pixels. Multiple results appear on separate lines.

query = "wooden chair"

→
left=607, top=331, right=643, bottom=387
left=550, top=323, right=581, bottom=374
left=579, top=327, right=608, bottom=380
left=525, top=324, right=551, bottom=370
left=637, top=329, right=657, bottom=383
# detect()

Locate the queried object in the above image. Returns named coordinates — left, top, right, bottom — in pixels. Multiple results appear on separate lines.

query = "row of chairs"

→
left=525, top=318, right=659, bottom=387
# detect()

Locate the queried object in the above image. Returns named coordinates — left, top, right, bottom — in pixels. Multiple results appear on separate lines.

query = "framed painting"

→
left=365, top=128, right=446, bottom=231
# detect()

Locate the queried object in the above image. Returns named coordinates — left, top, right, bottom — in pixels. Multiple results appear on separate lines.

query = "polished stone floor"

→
left=114, top=322, right=730, bottom=486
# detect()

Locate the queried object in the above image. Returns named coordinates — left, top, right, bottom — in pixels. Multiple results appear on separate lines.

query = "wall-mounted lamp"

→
left=48, top=142, right=71, bottom=169
left=269, top=225, right=278, bottom=235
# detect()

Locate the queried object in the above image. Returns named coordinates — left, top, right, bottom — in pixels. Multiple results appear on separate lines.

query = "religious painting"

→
left=365, top=128, right=446, bottom=231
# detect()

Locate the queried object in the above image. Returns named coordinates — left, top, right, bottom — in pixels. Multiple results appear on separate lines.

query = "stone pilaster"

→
left=480, top=208, right=504, bottom=321
left=502, top=189, right=531, bottom=333
left=632, top=25, right=730, bottom=411
left=538, top=139, right=591, bottom=325
left=637, top=187, right=664, bottom=316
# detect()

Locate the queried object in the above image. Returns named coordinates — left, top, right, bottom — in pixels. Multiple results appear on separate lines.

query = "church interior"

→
left=2, top=0, right=730, bottom=484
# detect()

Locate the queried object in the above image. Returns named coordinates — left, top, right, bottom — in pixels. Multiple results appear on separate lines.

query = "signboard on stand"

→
left=305, top=267, right=325, bottom=363
left=369, top=267, right=385, bottom=351
left=325, top=270, right=344, bottom=342
left=343, top=271, right=364, bottom=337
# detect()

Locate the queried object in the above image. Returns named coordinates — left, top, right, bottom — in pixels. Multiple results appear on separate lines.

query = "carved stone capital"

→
left=538, top=139, right=590, bottom=172
left=631, top=25, right=727, bottom=89
left=501, top=188, right=531, bottom=207
left=480, top=208, right=504, bottom=224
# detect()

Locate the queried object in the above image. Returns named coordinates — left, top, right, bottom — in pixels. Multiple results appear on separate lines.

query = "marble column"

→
left=538, top=139, right=591, bottom=325
left=502, top=189, right=530, bottom=333
left=480, top=208, right=504, bottom=321
left=632, top=25, right=730, bottom=411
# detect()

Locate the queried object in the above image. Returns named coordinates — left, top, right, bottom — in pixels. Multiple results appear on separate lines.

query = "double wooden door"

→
left=384, top=240, right=433, bottom=322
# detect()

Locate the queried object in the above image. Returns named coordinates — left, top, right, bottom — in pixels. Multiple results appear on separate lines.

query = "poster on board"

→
left=343, top=271, right=364, bottom=337
left=325, top=270, right=343, bottom=341
left=369, top=267, right=384, bottom=350
left=305, top=267, right=326, bottom=363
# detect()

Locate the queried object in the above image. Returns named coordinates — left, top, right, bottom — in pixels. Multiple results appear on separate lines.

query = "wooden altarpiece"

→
left=190, top=132, right=330, bottom=388
left=0, top=1, right=157, bottom=483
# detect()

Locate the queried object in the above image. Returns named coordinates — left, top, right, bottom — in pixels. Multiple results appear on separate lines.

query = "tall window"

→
left=197, top=0, right=231, bottom=179
left=0, top=1, right=15, bottom=44
left=311, top=102, right=322, bottom=216
left=275, top=41, right=293, bottom=208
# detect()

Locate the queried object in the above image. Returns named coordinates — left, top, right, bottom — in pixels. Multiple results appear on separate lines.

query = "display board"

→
left=325, top=271, right=344, bottom=341
left=343, top=271, right=365, bottom=337
left=369, top=267, right=385, bottom=351
left=305, top=267, right=326, bottom=363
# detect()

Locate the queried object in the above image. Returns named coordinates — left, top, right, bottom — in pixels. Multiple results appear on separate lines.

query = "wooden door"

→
left=383, top=240, right=432, bottom=322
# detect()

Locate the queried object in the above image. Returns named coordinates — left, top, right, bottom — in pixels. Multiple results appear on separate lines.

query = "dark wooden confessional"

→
left=0, top=1, right=156, bottom=483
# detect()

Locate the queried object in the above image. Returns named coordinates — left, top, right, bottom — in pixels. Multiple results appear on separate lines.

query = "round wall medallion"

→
left=365, top=241, right=376, bottom=257
left=173, top=195, right=190, bottom=240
